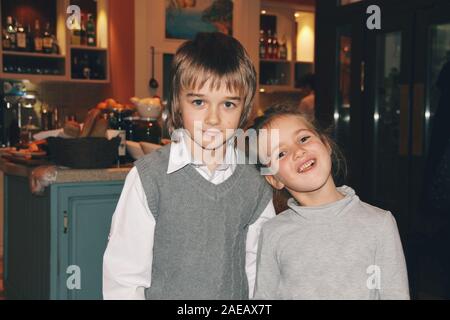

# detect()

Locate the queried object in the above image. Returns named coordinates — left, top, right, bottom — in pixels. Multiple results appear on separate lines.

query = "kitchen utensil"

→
left=149, top=46, right=159, bottom=89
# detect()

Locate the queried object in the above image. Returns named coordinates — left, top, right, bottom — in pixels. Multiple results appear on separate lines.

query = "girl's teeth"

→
left=299, top=160, right=315, bottom=173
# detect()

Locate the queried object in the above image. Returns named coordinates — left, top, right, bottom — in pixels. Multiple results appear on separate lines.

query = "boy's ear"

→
left=265, top=175, right=285, bottom=190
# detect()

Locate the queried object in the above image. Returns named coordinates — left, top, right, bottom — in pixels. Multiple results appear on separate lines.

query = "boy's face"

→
left=179, top=79, right=244, bottom=151
left=259, top=115, right=333, bottom=194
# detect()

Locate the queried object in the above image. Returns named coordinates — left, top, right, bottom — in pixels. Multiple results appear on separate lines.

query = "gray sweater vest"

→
left=135, top=144, right=273, bottom=300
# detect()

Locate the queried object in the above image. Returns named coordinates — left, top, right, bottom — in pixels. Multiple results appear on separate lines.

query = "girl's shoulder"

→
left=351, top=198, right=398, bottom=232
left=260, top=209, right=297, bottom=237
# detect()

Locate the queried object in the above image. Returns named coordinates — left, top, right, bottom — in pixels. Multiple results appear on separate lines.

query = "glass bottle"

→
left=43, top=22, right=54, bottom=54
left=266, top=30, right=273, bottom=59
left=279, top=35, right=288, bottom=60
left=259, top=30, right=266, bottom=59
left=6, top=16, right=17, bottom=50
left=34, top=20, right=43, bottom=52
left=16, top=23, right=27, bottom=51
left=86, top=14, right=96, bottom=47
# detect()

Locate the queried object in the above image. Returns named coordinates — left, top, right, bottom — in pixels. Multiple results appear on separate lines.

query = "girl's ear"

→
left=265, top=175, right=285, bottom=190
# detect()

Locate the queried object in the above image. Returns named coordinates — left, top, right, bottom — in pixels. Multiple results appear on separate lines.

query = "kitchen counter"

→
left=0, top=158, right=132, bottom=184
left=2, top=158, right=128, bottom=300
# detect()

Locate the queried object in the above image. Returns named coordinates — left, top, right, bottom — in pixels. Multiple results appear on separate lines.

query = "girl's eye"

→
left=299, top=136, right=311, bottom=143
left=192, top=100, right=204, bottom=107
left=224, top=101, right=236, bottom=109
left=277, top=151, right=287, bottom=159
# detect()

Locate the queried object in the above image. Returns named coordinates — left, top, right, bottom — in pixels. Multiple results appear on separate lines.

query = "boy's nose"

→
left=205, top=106, right=220, bottom=126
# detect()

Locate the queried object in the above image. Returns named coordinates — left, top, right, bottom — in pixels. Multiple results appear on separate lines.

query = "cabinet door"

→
left=56, top=182, right=123, bottom=300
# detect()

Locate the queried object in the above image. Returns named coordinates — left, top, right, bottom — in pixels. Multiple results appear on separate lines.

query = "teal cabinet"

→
left=4, top=175, right=124, bottom=300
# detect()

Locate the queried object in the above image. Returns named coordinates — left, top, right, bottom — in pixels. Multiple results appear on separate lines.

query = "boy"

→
left=103, top=32, right=275, bottom=300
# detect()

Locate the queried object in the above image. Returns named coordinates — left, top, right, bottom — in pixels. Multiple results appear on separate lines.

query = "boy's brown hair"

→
left=166, top=32, right=257, bottom=134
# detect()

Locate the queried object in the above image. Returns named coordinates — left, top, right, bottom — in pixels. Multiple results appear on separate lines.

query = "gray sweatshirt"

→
left=254, top=186, right=410, bottom=300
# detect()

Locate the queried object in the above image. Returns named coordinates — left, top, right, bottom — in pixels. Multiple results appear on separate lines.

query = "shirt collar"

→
left=167, top=129, right=237, bottom=174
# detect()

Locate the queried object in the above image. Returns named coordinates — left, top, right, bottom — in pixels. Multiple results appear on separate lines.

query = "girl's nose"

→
left=205, top=105, right=220, bottom=126
left=293, top=145, right=306, bottom=160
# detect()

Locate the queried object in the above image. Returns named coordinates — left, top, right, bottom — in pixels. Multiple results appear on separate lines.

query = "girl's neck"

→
left=290, top=176, right=344, bottom=207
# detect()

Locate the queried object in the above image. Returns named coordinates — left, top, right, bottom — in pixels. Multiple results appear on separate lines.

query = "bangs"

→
left=179, top=64, right=247, bottom=97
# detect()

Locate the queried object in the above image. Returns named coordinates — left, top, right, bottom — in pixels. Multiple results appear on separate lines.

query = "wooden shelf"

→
left=2, top=51, right=65, bottom=59
left=260, top=58, right=292, bottom=63
left=259, top=85, right=302, bottom=93
left=70, top=45, right=107, bottom=51
left=69, top=78, right=109, bottom=84
left=0, top=0, right=109, bottom=84
left=0, top=73, right=67, bottom=82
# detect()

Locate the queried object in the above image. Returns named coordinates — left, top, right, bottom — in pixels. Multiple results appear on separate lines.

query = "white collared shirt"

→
left=103, top=131, right=276, bottom=300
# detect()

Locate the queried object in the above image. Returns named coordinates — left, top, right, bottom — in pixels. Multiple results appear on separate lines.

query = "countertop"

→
left=0, top=158, right=132, bottom=184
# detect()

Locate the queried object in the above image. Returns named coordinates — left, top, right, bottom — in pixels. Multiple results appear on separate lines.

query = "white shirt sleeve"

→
left=245, top=199, right=276, bottom=299
left=103, top=167, right=155, bottom=300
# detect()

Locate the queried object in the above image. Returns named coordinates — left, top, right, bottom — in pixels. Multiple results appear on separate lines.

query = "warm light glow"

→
left=334, top=112, right=340, bottom=121
left=261, top=10, right=267, bottom=15
left=97, top=0, right=108, bottom=48
left=294, top=12, right=300, bottom=18
left=295, top=12, right=315, bottom=63
left=259, top=88, right=266, bottom=93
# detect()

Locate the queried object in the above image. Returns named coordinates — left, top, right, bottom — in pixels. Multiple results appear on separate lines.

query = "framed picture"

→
left=165, top=0, right=233, bottom=40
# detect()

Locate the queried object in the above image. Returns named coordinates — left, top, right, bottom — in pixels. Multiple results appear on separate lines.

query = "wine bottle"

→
left=259, top=30, right=266, bottom=59
left=16, top=23, right=27, bottom=51
left=43, top=22, right=53, bottom=54
left=80, top=14, right=86, bottom=46
left=2, top=30, right=11, bottom=50
left=86, top=14, right=96, bottom=47
left=266, top=30, right=273, bottom=59
left=26, top=24, right=34, bottom=51
left=71, top=16, right=81, bottom=45
left=272, top=33, right=279, bottom=59
left=6, top=16, right=17, bottom=50
left=279, top=35, right=288, bottom=60
left=34, top=20, right=43, bottom=52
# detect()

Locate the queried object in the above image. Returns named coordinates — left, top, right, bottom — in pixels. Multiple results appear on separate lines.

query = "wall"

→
left=134, top=0, right=261, bottom=101
left=36, top=0, right=135, bottom=122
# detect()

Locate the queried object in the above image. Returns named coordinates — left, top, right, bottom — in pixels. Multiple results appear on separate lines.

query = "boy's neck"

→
left=186, top=135, right=229, bottom=173
left=290, top=176, right=344, bottom=207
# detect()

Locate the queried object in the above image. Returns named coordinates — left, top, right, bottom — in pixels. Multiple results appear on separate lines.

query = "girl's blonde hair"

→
left=166, top=32, right=257, bottom=134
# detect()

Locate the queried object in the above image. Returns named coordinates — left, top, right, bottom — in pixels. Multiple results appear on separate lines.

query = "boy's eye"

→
left=224, top=101, right=236, bottom=109
left=299, top=136, right=311, bottom=143
left=192, top=99, right=204, bottom=107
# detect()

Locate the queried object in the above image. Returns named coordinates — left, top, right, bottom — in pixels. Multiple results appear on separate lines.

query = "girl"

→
left=252, top=104, right=409, bottom=300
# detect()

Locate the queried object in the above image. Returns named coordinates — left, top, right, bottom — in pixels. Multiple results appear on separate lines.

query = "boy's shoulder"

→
left=134, top=144, right=171, bottom=175
left=136, top=143, right=170, bottom=163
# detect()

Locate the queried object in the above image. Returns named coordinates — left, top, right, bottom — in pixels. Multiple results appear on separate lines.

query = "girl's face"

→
left=260, top=115, right=334, bottom=194
left=179, top=79, right=244, bottom=151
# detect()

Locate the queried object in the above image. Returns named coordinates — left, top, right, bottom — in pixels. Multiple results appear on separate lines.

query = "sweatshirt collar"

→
left=287, top=186, right=358, bottom=221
